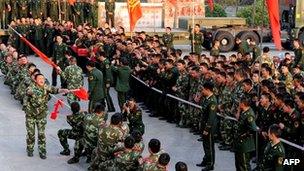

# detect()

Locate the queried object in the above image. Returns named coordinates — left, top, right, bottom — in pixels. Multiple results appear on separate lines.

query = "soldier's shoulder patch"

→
left=211, top=105, right=216, bottom=110
left=106, top=64, right=110, bottom=69
left=278, top=157, right=284, bottom=165
left=89, top=76, right=94, bottom=81
left=294, top=121, right=299, bottom=128
left=248, top=116, right=254, bottom=122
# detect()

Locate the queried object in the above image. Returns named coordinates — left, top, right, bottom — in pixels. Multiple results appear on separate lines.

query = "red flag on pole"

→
left=207, top=0, right=214, bottom=12
left=168, top=0, right=177, bottom=6
left=127, top=0, right=143, bottom=32
left=20, top=37, right=58, bottom=68
left=266, top=0, right=282, bottom=50
left=71, top=87, right=89, bottom=101
left=50, top=99, right=64, bottom=120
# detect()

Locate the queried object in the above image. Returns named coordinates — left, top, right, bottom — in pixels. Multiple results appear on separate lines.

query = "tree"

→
left=237, top=0, right=269, bottom=26
left=205, top=3, right=227, bottom=17
left=214, top=0, right=237, bottom=9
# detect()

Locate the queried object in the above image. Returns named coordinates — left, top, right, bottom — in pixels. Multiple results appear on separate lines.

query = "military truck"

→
left=179, top=17, right=271, bottom=52
left=280, top=0, right=304, bottom=49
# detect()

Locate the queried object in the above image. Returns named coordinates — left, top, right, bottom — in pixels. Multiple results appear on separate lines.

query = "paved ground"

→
left=0, top=46, right=291, bottom=171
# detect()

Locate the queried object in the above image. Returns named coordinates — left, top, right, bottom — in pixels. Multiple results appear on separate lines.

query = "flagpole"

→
left=8, top=25, right=21, bottom=37
left=191, top=0, right=195, bottom=53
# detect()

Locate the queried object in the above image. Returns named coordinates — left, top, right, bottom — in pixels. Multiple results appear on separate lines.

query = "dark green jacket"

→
left=112, top=65, right=131, bottom=92
left=200, top=94, right=217, bottom=134
left=261, top=141, right=285, bottom=171
left=235, top=107, right=258, bottom=153
left=88, top=68, right=105, bottom=101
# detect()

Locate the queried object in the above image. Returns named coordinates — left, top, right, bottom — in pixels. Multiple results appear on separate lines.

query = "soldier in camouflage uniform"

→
left=141, top=138, right=163, bottom=169
left=24, top=74, right=68, bottom=159
left=173, top=59, right=189, bottom=127
left=84, top=103, right=108, bottom=163
left=190, top=24, right=204, bottom=55
left=89, top=113, right=123, bottom=170
left=162, top=27, right=174, bottom=49
left=122, top=99, right=145, bottom=135
left=57, top=57, right=83, bottom=104
left=11, top=55, right=29, bottom=95
left=57, top=102, right=86, bottom=164
left=9, top=0, right=18, bottom=21
left=143, top=153, right=170, bottom=171
left=98, top=136, right=140, bottom=171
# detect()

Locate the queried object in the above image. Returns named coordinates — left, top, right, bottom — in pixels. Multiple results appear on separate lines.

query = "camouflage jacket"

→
left=175, top=71, right=189, bottom=99
left=60, top=64, right=83, bottom=89
left=24, top=84, right=59, bottom=118
left=97, top=124, right=124, bottom=154
left=84, top=112, right=107, bottom=143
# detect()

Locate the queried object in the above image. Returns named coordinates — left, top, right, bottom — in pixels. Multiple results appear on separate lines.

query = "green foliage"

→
left=206, top=3, right=228, bottom=17
left=237, top=0, right=269, bottom=26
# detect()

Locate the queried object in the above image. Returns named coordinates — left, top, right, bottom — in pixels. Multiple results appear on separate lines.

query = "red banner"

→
left=207, top=0, right=214, bottom=12
left=127, top=0, right=143, bottom=32
left=266, top=0, right=282, bottom=50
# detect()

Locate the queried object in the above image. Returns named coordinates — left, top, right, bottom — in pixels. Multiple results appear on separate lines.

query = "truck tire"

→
left=240, top=31, right=259, bottom=43
left=215, top=31, right=235, bottom=52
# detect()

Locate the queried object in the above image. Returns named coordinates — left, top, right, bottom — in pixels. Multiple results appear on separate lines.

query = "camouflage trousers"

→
left=189, top=107, right=201, bottom=129
left=84, top=133, right=98, bottom=160
left=178, top=103, right=188, bottom=126
left=25, top=117, right=47, bottom=155
left=57, top=129, right=84, bottom=157
left=90, top=146, right=115, bottom=170
left=220, top=118, right=238, bottom=146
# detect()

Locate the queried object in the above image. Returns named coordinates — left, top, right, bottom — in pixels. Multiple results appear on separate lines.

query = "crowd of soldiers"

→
left=1, top=15, right=304, bottom=170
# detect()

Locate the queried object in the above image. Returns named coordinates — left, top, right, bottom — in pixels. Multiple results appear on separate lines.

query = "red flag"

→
left=207, top=0, right=214, bottom=12
left=20, top=37, right=58, bottom=68
left=168, top=0, right=177, bottom=6
left=127, top=0, right=143, bottom=32
left=266, top=0, right=282, bottom=50
left=71, top=87, right=89, bottom=101
left=68, top=0, right=76, bottom=5
left=50, top=99, right=64, bottom=120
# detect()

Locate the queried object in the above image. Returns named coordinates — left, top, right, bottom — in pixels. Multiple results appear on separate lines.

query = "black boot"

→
left=60, top=149, right=70, bottom=156
left=67, top=157, right=79, bottom=164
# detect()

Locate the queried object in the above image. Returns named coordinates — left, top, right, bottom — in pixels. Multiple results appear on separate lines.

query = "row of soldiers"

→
left=0, top=0, right=105, bottom=29
left=0, top=41, right=183, bottom=171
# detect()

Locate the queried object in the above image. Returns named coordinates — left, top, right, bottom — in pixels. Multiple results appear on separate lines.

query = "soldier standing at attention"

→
left=95, top=51, right=115, bottom=112
left=162, top=27, right=174, bottom=49
left=260, top=124, right=285, bottom=171
left=72, top=0, right=84, bottom=26
left=105, top=0, right=115, bottom=27
left=292, top=39, right=304, bottom=69
left=56, top=57, right=83, bottom=104
left=57, top=102, right=86, bottom=164
left=50, top=0, right=59, bottom=21
left=234, top=97, right=259, bottom=171
left=24, top=74, right=68, bottom=159
left=190, top=24, right=204, bottom=55
left=210, top=40, right=220, bottom=57
left=112, top=58, right=132, bottom=111
left=17, top=0, right=29, bottom=18
left=86, top=61, right=105, bottom=113
left=196, top=82, right=217, bottom=171
left=51, top=35, right=69, bottom=88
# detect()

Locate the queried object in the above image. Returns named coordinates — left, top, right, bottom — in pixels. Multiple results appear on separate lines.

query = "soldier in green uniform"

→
left=17, top=0, right=29, bottom=18
left=33, top=19, right=44, bottom=52
left=44, top=21, right=56, bottom=56
left=50, top=0, right=59, bottom=21
left=83, top=103, right=108, bottom=163
left=235, top=37, right=251, bottom=56
left=260, top=124, right=285, bottom=171
left=190, top=24, right=204, bottom=55
left=0, top=0, right=8, bottom=29
left=83, top=0, right=92, bottom=24
left=250, top=40, right=261, bottom=64
left=72, top=0, right=84, bottom=26
left=29, top=0, right=46, bottom=19
left=24, top=74, right=68, bottom=159
left=234, top=97, right=259, bottom=171
left=89, top=113, right=123, bottom=170
left=292, top=39, right=304, bottom=69
left=57, top=57, right=84, bottom=104
left=86, top=61, right=105, bottom=113
left=51, top=35, right=69, bottom=88
left=9, top=0, right=18, bottom=21
left=16, top=18, right=29, bottom=55
left=95, top=51, right=115, bottom=112
left=162, top=27, right=174, bottom=49
left=105, top=0, right=115, bottom=27
left=60, top=0, right=72, bottom=21
left=112, top=58, right=132, bottom=111
left=57, top=102, right=86, bottom=164
left=196, top=82, right=217, bottom=171
left=91, top=0, right=99, bottom=27
left=210, top=40, right=220, bottom=57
